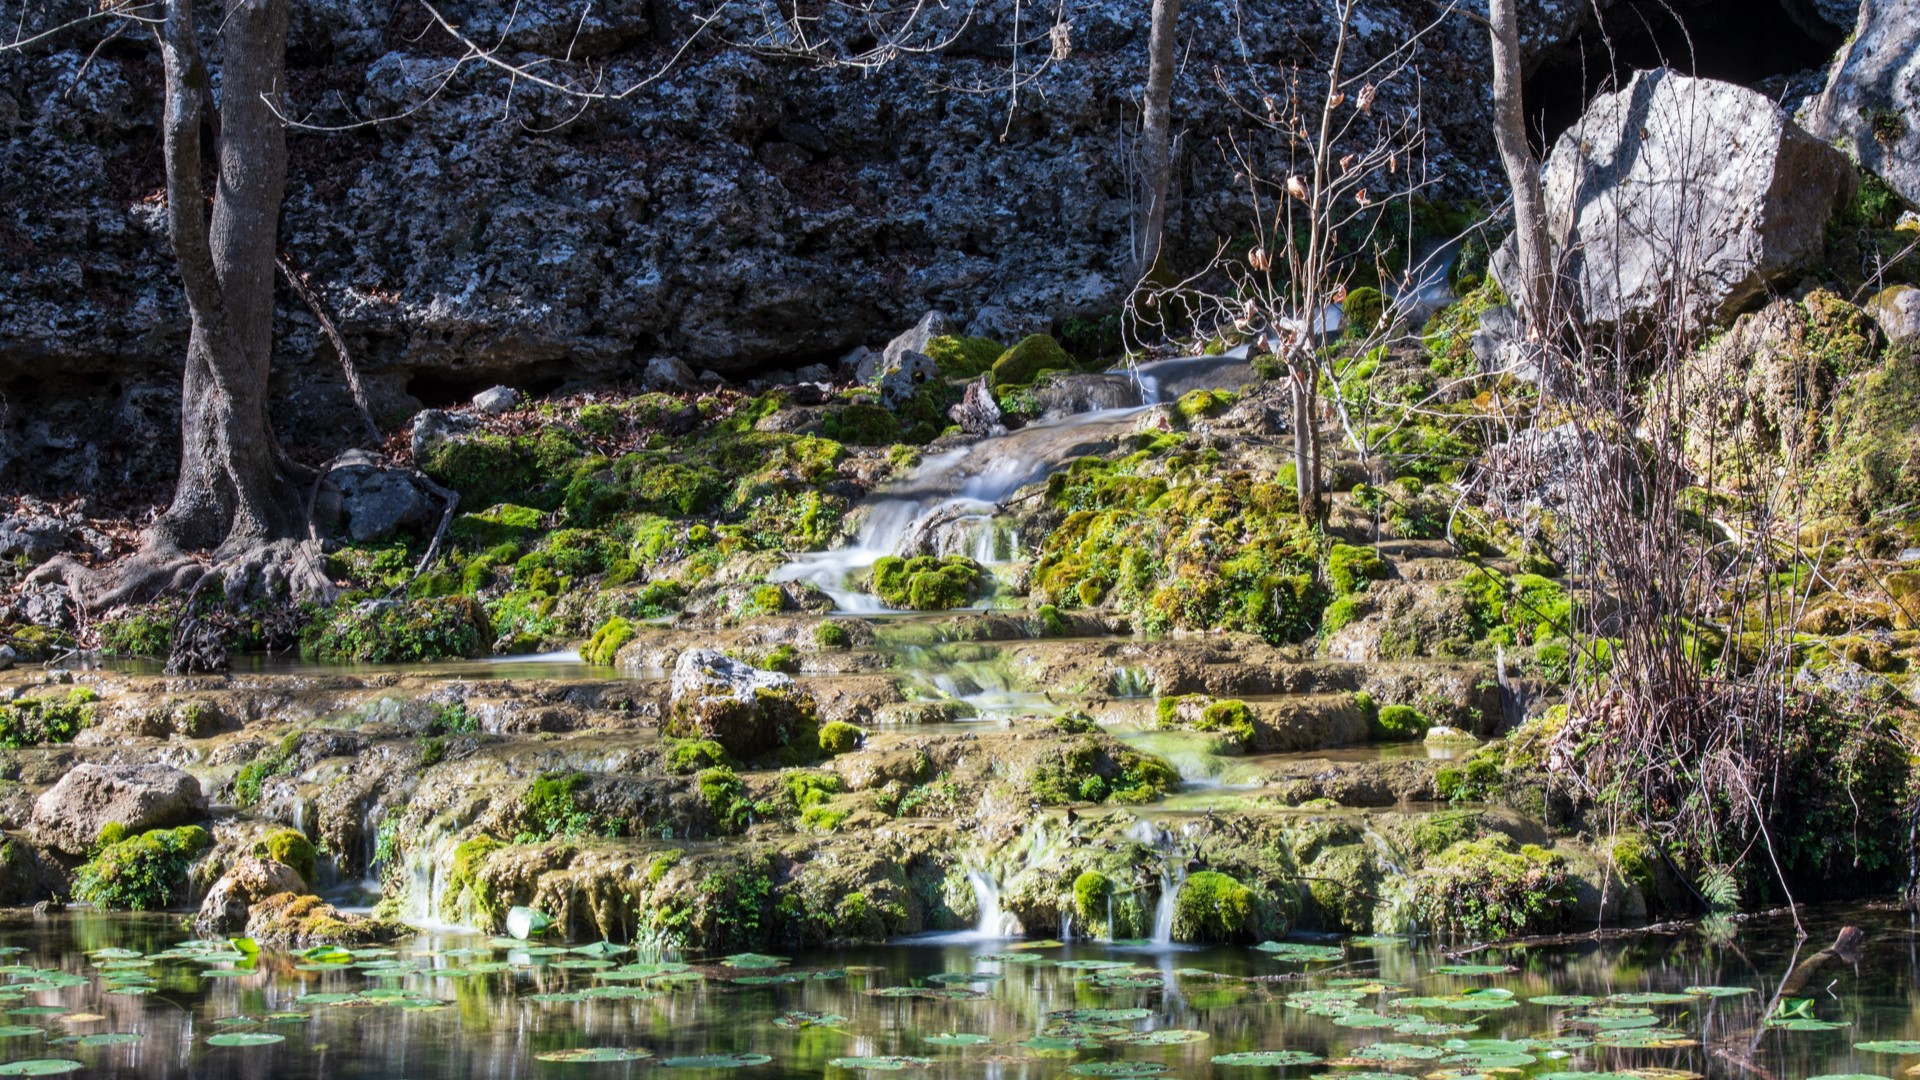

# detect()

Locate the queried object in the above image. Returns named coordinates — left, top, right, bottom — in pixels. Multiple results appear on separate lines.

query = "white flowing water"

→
left=1150, top=867, right=1186, bottom=945
left=903, top=868, right=1022, bottom=943
left=771, top=352, right=1256, bottom=613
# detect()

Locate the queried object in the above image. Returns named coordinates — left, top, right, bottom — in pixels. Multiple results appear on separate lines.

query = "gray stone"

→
left=316, top=451, right=434, bottom=543
left=1806, top=0, right=1920, bottom=207
left=410, top=409, right=477, bottom=462
left=876, top=349, right=942, bottom=410
left=0, top=513, right=74, bottom=564
left=882, top=311, right=951, bottom=375
left=29, top=764, right=206, bottom=855
left=196, top=855, right=308, bottom=934
left=1867, top=285, right=1920, bottom=343
left=838, top=346, right=876, bottom=380
left=643, top=356, right=699, bottom=392
left=1503, top=70, right=1854, bottom=333
left=471, top=385, right=519, bottom=414
left=795, top=363, right=833, bottom=383
left=665, top=649, right=818, bottom=759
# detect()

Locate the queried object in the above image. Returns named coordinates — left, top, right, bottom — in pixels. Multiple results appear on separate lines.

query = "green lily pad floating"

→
left=827, top=1057, right=932, bottom=1070
left=525, top=993, right=587, bottom=1004
left=1256, top=943, right=1344, bottom=962
left=207, top=1033, right=286, bottom=1047
left=0, top=1062, right=84, bottom=1077
left=74, top=1034, right=142, bottom=1047
left=979, top=953, right=1051, bottom=965
left=1051, top=1009, right=1152, bottom=1023
left=536, top=1048, right=654, bottom=1063
left=1020, top=1036, right=1103, bottom=1052
left=722, top=954, right=790, bottom=970
left=1766, top=1019, right=1848, bottom=1032
left=1057, top=960, right=1135, bottom=971
left=2, top=1012, right=62, bottom=1019
left=1065, top=1065, right=1171, bottom=1078
left=1312, top=1073, right=1409, bottom=1080
left=1530, top=996, right=1598, bottom=1008
left=506, top=907, right=554, bottom=941
left=1805, top=1075, right=1894, bottom=1080
left=1856, top=1043, right=1920, bottom=1055
left=0, top=1033, right=41, bottom=1042
left=1593, top=1031, right=1694, bottom=1049
left=925, top=1034, right=992, bottom=1047
left=1441, top=1052, right=1537, bottom=1068
left=1354, top=1044, right=1446, bottom=1061
left=1395, top=1022, right=1478, bottom=1037
left=1213, top=1051, right=1325, bottom=1067
left=662, top=1054, right=773, bottom=1068
left=1110, top=1029, right=1209, bottom=1046
left=771, top=1012, right=844, bottom=1030
left=1430, top=965, right=1512, bottom=976
left=1683, top=986, right=1754, bottom=997
left=571, top=942, right=632, bottom=959
left=1608, top=992, right=1694, bottom=1005
left=926, top=972, right=1001, bottom=985
left=1536, top=1073, right=1642, bottom=1080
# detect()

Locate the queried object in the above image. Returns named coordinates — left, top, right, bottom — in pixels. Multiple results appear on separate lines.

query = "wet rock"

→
left=1806, top=0, right=1920, bottom=207
left=644, top=356, right=699, bottom=392
left=948, top=375, right=1006, bottom=436
left=876, top=349, right=942, bottom=411
left=1867, top=285, right=1920, bottom=343
left=29, top=763, right=206, bottom=855
left=471, top=385, right=519, bottom=414
left=882, top=311, right=951, bottom=375
left=1506, top=70, right=1854, bottom=333
left=314, top=450, right=434, bottom=543
left=245, top=892, right=405, bottom=946
left=666, top=649, right=820, bottom=759
left=410, top=409, right=478, bottom=461
left=1029, top=372, right=1141, bottom=419
left=195, top=855, right=306, bottom=934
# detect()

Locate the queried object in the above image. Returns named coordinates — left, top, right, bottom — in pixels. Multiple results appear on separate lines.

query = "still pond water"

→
left=0, top=905, right=1916, bottom=1080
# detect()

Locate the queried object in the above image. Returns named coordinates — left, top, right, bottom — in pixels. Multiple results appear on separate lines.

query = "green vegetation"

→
left=232, top=732, right=300, bottom=807
left=1341, top=287, right=1385, bottom=339
left=1171, top=870, right=1254, bottom=942
left=99, top=607, right=176, bottom=658
left=664, top=739, right=733, bottom=775
left=1156, top=696, right=1256, bottom=749
left=1413, top=835, right=1572, bottom=939
left=1326, top=544, right=1387, bottom=595
left=72, top=825, right=211, bottom=911
left=990, top=333, right=1076, bottom=389
left=584, top=616, right=636, bottom=665
left=445, top=836, right=505, bottom=923
left=818, top=721, right=864, bottom=755
left=1029, top=738, right=1178, bottom=805
left=697, top=767, right=758, bottom=835
left=304, top=597, right=492, bottom=663
left=869, top=555, right=983, bottom=610
left=1371, top=704, right=1427, bottom=741
left=0, top=687, right=97, bottom=748
left=1072, top=870, right=1114, bottom=933
left=813, top=621, right=852, bottom=649
left=518, top=771, right=625, bottom=842
left=925, top=335, right=1006, bottom=378
left=257, top=829, right=317, bottom=884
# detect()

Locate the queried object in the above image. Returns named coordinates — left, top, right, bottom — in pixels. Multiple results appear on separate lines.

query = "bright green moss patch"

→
left=1172, top=871, right=1255, bottom=942
left=72, top=825, right=211, bottom=911
left=584, top=617, right=636, bottom=666
left=869, top=555, right=984, bottom=610
left=1174, top=389, right=1238, bottom=424
left=818, top=722, right=864, bottom=755
left=1371, top=704, right=1428, bottom=741
left=257, top=829, right=317, bottom=884
left=1327, top=544, right=1387, bottom=595
left=451, top=504, right=545, bottom=548
left=0, top=688, right=97, bottom=749
left=304, top=597, right=491, bottom=663
left=1072, top=870, right=1114, bottom=931
left=991, top=334, right=1076, bottom=389
left=1412, top=835, right=1573, bottom=940
left=664, top=739, right=733, bottom=774
left=926, top=335, right=1006, bottom=378
left=1030, top=737, right=1178, bottom=805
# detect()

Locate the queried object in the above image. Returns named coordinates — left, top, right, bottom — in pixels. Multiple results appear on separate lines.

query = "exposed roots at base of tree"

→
left=30, top=536, right=336, bottom=673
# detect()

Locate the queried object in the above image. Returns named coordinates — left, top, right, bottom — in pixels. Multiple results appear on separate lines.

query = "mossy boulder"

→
left=1342, top=287, right=1386, bottom=338
left=1412, top=834, right=1573, bottom=940
left=666, top=649, right=821, bottom=761
left=926, top=335, right=1006, bottom=378
left=990, top=334, right=1076, bottom=389
left=1171, top=870, right=1255, bottom=942
left=869, top=555, right=984, bottom=610
left=583, top=616, right=636, bottom=666
left=1327, top=544, right=1388, bottom=595
left=72, top=824, right=211, bottom=911
left=304, top=597, right=492, bottom=663
left=258, top=829, right=317, bottom=884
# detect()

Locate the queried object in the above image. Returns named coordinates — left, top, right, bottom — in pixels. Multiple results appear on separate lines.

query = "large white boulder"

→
left=1805, top=0, right=1920, bottom=208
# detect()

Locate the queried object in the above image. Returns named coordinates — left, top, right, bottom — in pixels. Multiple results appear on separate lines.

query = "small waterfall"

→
left=1109, top=667, right=1154, bottom=698
left=1150, top=867, right=1187, bottom=945
left=967, top=870, right=1021, bottom=938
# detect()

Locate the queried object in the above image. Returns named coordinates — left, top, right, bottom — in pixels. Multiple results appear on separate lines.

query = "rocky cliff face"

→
left=0, top=0, right=1858, bottom=499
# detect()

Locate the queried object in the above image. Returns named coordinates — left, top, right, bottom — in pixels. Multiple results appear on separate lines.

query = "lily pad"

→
left=772, top=1012, right=845, bottom=1030
left=1354, top=1044, right=1446, bottom=1061
left=206, top=1034, right=286, bottom=1047
left=1110, top=1029, right=1209, bottom=1046
left=827, top=1057, right=932, bottom=1071
left=722, top=954, right=790, bottom=970
left=1858, top=1044, right=1920, bottom=1055
left=74, top=1034, right=142, bottom=1047
left=1256, top=943, right=1344, bottom=962
left=1608, top=993, right=1694, bottom=1005
left=536, top=1047, right=654, bottom=1063
left=924, top=1034, right=992, bottom=1047
left=1430, top=965, right=1512, bottom=976
left=1051, top=1009, right=1152, bottom=1023
left=1766, top=1019, right=1848, bottom=1032
left=1805, top=1076, right=1892, bottom=1080
left=0, top=1062, right=84, bottom=1077
left=1213, top=1051, right=1325, bottom=1067
left=1065, top=1065, right=1171, bottom=1078
left=0, top=1033, right=42, bottom=1042
left=1682, top=986, right=1754, bottom=998
left=1530, top=996, right=1598, bottom=1008
left=661, top=1055, right=773, bottom=1068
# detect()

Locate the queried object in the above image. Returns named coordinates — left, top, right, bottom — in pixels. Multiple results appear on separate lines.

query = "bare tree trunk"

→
left=153, top=0, right=305, bottom=559
left=1137, top=0, right=1182, bottom=274
left=1488, top=0, right=1554, bottom=328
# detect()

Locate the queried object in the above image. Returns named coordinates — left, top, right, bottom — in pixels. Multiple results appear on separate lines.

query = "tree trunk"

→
left=153, top=0, right=303, bottom=558
left=1488, top=0, right=1554, bottom=329
left=1137, top=0, right=1182, bottom=274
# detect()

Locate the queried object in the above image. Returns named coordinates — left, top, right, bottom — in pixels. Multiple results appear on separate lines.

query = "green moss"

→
left=820, top=403, right=901, bottom=446
left=0, top=688, right=97, bottom=749
left=818, top=721, right=864, bottom=755
left=1030, top=737, right=1178, bottom=805
left=869, top=555, right=984, bottom=610
left=1413, top=835, right=1572, bottom=939
left=450, top=504, right=545, bottom=549
left=990, top=334, right=1076, bottom=389
left=1072, top=870, right=1114, bottom=932
left=1173, top=389, right=1238, bottom=424
left=71, top=825, right=211, bottom=911
left=1341, top=287, right=1386, bottom=340
left=257, top=829, right=317, bottom=884
left=1322, top=595, right=1367, bottom=634
left=98, top=607, right=175, bottom=658
left=232, top=732, right=299, bottom=807
left=664, top=739, right=733, bottom=774
left=1424, top=279, right=1507, bottom=378
left=741, top=584, right=787, bottom=618
left=813, top=621, right=852, bottom=649
left=445, top=836, right=504, bottom=922
left=424, top=429, right=583, bottom=512
left=518, top=772, right=624, bottom=842
left=584, top=617, right=636, bottom=666
left=926, top=335, right=1007, bottom=379
left=646, top=849, right=683, bottom=884
left=303, top=597, right=491, bottom=664
left=1371, top=704, right=1427, bottom=741
left=1327, top=544, right=1387, bottom=595
left=1172, top=870, right=1255, bottom=942
left=696, top=766, right=755, bottom=835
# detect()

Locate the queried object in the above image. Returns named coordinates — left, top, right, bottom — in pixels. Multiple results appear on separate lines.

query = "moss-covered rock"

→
left=258, top=829, right=317, bottom=885
left=869, top=555, right=984, bottom=610
left=72, top=825, right=211, bottom=911
left=584, top=616, right=636, bottom=666
left=990, top=334, right=1076, bottom=389
left=1412, top=834, right=1572, bottom=940
left=304, top=597, right=492, bottom=663
left=1327, top=544, right=1388, bottom=595
left=1171, top=870, right=1255, bottom=942
left=926, top=335, right=1006, bottom=379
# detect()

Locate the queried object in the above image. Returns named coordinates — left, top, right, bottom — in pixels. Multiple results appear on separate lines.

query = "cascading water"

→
left=966, top=869, right=1022, bottom=938
left=770, top=352, right=1258, bottom=613
left=1150, top=867, right=1187, bottom=946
